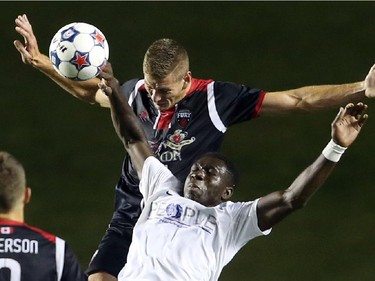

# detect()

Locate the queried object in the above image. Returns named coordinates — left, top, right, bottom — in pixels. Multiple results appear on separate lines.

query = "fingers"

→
left=13, top=40, right=32, bottom=63
left=97, top=62, right=113, bottom=80
left=343, top=102, right=367, bottom=119
left=343, top=102, right=369, bottom=129
left=98, top=79, right=113, bottom=97
left=15, top=14, right=37, bottom=47
left=331, top=106, right=344, bottom=126
left=15, top=15, right=32, bottom=35
left=358, top=113, right=369, bottom=127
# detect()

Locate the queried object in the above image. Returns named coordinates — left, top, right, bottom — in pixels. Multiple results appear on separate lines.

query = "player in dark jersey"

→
left=0, top=151, right=87, bottom=281
left=14, top=14, right=375, bottom=281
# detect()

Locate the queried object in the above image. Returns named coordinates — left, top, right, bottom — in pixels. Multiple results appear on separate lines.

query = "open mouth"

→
left=188, top=183, right=200, bottom=191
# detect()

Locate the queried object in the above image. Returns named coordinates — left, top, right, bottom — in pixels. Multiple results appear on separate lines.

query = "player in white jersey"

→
left=99, top=63, right=368, bottom=280
left=14, top=14, right=375, bottom=281
left=0, top=151, right=87, bottom=281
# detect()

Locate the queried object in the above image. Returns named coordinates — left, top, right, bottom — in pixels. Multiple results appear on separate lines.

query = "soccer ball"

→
left=49, top=22, right=109, bottom=81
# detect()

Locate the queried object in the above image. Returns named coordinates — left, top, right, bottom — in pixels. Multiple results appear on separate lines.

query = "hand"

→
left=14, top=14, right=42, bottom=67
left=97, top=62, right=120, bottom=97
left=331, top=102, right=368, bottom=147
left=365, top=64, right=375, bottom=98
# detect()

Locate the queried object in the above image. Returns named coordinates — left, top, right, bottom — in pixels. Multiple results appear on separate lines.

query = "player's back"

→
left=0, top=219, right=83, bottom=281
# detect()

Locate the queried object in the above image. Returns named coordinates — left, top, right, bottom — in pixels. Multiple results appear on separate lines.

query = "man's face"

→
left=183, top=156, right=233, bottom=207
left=144, top=71, right=190, bottom=111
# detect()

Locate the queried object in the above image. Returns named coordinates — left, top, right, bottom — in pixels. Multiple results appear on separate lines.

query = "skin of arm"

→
left=256, top=103, right=368, bottom=231
left=14, top=14, right=375, bottom=111
left=262, top=82, right=366, bottom=114
left=14, top=14, right=110, bottom=108
left=98, top=63, right=153, bottom=179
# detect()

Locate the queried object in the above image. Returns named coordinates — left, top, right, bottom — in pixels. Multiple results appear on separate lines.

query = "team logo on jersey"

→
left=157, top=130, right=196, bottom=163
left=0, top=227, right=14, bottom=234
left=164, top=130, right=196, bottom=150
left=166, top=203, right=183, bottom=219
left=176, top=109, right=192, bottom=128
left=139, top=110, right=149, bottom=122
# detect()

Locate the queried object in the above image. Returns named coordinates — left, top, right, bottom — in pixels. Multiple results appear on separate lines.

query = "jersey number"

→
left=0, top=258, right=21, bottom=281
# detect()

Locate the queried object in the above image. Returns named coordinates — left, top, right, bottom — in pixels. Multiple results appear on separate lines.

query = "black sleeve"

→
left=61, top=243, right=88, bottom=281
left=120, top=78, right=142, bottom=99
left=214, top=81, right=265, bottom=126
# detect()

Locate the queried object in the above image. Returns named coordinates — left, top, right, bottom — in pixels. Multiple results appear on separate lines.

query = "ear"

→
left=221, top=186, right=234, bottom=201
left=24, top=187, right=32, bottom=205
left=183, top=71, right=192, bottom=88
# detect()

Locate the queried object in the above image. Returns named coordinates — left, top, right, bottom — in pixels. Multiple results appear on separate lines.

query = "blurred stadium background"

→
left=1, top=2, right=375, bottom=280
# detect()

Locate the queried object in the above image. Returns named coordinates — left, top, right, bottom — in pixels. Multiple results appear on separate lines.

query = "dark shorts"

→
left=86, top=178, right=142, bottom=277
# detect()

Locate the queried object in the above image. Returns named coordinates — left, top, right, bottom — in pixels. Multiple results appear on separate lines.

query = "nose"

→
left=191, top=169, right=204, bottom=181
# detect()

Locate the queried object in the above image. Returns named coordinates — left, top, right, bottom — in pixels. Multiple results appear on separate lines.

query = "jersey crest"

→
left=176, top=109, right=192, bottom=128
left=156, top=129, right=196, bottom=163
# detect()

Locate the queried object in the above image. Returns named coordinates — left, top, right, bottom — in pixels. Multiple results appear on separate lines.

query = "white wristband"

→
left=322, top=139, right=347, bottom=162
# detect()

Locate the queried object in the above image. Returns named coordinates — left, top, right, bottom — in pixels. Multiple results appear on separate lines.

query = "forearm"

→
left=31, top=53, right=100, bottom=104
left=108, top=86, right=153, bottom=175
left=263, top=81, right=365, bottom=114
left=283, top=154, right=336, bottom=209
left=293, top=82, right=365, bottom=111
left=257, top=154, right=336, bottom=231
left=257, top=103, right=366, bottom=231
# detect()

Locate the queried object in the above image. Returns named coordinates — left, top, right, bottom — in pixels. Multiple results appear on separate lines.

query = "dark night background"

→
left=1, top=2, right=375, bottom=280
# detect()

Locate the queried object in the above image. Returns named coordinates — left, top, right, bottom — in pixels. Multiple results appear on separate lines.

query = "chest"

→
left=133, top=91, right=225, bottom=170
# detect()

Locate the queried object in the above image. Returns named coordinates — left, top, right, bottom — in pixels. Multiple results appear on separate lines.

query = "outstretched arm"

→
left=260, top=65, right=375, bottom=114
left=257, top=103, right=368, bottom=231
left=14, top=14, right=110, bottom=108
left=262, top=83, right=366, bottom=114
left=99, top=63, right=153, bottom=179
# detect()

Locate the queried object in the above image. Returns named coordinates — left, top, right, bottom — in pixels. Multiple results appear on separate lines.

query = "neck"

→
left=0, top=209, right=24, bottom=222
left=174, top=79, right=193, bottom=105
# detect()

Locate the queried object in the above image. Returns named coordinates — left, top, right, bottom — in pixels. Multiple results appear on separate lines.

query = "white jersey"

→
left=118, top=156, right=271, bottom=281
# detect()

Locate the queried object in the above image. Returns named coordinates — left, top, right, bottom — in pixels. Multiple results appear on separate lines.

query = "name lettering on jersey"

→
left=0, top=238, right=38, bottom=254
left=176, top=109, right=192, bottom=128
left=150, top=201, right=217, bottom=234
left=158, top=129, right=196, bottom=163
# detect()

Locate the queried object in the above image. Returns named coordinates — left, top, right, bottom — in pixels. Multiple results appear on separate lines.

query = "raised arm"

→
left=14, top=14, right=110, bottom=108
left=99, top=63, right=153, bottom=179
left=257, top=102, right=368, bottom=231
left=260, top=65, right=375, bottom=114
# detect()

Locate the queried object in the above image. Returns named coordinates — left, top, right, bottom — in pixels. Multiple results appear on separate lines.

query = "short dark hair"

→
left=0, top=152, right=26, bottom=212
left=201, top=152, right=240, bottom=188
left=143, top=38, right=189, bottom=81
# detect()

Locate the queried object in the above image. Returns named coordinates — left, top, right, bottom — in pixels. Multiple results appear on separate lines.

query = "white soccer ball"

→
left=49, top=22, right=109, bottom=81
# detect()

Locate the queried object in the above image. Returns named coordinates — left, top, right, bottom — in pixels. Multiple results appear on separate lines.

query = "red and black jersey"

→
left=0, top=219, right=86, bottom=281
left=118, top=77, right=265, bottom=192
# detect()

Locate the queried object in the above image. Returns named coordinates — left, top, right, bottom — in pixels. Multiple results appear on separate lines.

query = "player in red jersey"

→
left=0, top=151, right=87, bottom=281
left=14, top=14, right=375, bottom=281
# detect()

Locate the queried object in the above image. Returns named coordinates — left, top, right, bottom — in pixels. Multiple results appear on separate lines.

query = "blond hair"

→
left=0, top=152, right=26, bottom=212
left=143, top=38, right=189, bottom=81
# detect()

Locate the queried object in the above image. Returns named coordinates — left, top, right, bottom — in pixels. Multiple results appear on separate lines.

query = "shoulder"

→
left=218, top=199, right=259, bottom=215
left=120, top=78, right=146, bottom=97
left=143, top=156, right=178, bottom=185
left=0, top=220, right=58, bottom=243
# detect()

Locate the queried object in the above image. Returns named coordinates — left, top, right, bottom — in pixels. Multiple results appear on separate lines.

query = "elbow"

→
left=283, top=191, right=308, bottom=212
left=73, top=88, right=98, bottom=104
left=70, top=78, right=102, bottom=105
left=290, top=199, right=307, bottom=210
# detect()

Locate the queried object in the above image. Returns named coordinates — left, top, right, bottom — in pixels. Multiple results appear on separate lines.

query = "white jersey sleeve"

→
left=139, top=156, right=181, bottom=201
left=227, top=198, right=272, bottom=251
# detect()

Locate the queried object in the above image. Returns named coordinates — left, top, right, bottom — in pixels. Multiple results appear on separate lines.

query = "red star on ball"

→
left=71, top=53, right=90, bottom=70
left=92, top=31, right=105, bottom=47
